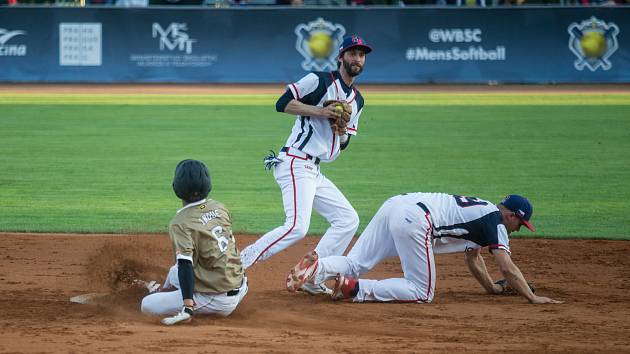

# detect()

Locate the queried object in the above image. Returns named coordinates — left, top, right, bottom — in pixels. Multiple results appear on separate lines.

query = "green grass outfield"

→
left=1, top=92, right=629, bottom=239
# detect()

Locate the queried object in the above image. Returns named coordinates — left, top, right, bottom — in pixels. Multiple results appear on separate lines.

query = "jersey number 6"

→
left=210, top=225, right=229, bottom=253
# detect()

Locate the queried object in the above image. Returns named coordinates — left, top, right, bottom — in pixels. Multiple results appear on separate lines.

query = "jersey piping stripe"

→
left=330, top=72, right=340, bottom=100
left=347, top=88, right=357, bottom=104
left=297, top=119, right=313, bottom=150
left=422, top=210, right=434, bottom=301
left=329, top=133, right=336, bottom=159
left=290, top=83, right=300, bottom=100
left=293, top=117, right=306, bottom=146
left=415, top=201, right=433, bottom=302
left=416, top=202, right=430, bottom=215
left=253, top=157, right=298, bottom=264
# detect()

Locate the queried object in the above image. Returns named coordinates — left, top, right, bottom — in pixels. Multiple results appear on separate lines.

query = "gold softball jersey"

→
left=169, top=199, right=244, bottom=294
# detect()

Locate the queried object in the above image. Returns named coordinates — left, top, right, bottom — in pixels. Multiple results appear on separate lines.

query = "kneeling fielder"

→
left=141, top=159, right=248, bottom=325
left=287, top=192, right=562, bottom=304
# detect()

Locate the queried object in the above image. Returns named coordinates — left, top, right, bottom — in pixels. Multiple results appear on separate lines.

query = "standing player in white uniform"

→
left=287, top=193, right=563, bottom=304
left=240, top=35, right=373, bottom=295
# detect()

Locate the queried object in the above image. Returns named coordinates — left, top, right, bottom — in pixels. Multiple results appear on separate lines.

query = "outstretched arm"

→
left=492, top=249, right=563, bottom=304
left=464, top=248, right=502, bottom=295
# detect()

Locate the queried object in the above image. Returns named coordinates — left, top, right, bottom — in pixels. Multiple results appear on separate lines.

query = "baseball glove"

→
left=324, top=100, right=352, bottom=135
left=495, top=279, right=536, bottom=296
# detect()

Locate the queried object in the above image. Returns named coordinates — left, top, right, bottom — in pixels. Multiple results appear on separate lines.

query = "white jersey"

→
left=285, top=71, right=365, bottom=162
left=399, top=192, right=511, bottom=253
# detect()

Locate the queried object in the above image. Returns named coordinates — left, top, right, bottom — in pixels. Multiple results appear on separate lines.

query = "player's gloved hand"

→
left=323, top=100, right=352, bottom=135
left=494, top=279, right=535, bottom=296
left=161, top=306, right=193, bottom=326
left=132, top=279, right=161, bottom=293
left=263, top=150, right=283, bottom=170
left=147, top=280, right=161, bottom=293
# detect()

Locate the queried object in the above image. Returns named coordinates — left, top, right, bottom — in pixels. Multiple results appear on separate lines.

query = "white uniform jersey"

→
left=399, top=192, right=511, bottom=254
left=285, top=71, right=365, bottom=162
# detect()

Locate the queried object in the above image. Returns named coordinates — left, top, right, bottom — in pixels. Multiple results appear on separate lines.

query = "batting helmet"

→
left=172, top=159, right=211, bottom=203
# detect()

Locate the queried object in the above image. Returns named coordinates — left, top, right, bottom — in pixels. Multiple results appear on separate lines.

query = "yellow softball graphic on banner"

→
left=580, top=31, right=606, bottom=58
left=308, top=32, right=333, bottom=59
left=295, top=17, right=346, bottom=71
left=568, top=16, right=619, bottom=71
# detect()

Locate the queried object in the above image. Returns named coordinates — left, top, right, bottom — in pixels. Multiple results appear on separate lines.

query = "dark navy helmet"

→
left=172, top=159, right=211, bottom=203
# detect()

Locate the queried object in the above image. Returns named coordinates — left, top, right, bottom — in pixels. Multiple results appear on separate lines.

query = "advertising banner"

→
left=0, top=7, right=628, bottom=83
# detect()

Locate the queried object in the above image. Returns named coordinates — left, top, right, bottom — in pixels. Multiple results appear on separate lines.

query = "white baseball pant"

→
left=240, top=149, right=359, bottom=269
left=140, top=265, right=248, bottom=317
left=312, top=195, right=436, bottom=303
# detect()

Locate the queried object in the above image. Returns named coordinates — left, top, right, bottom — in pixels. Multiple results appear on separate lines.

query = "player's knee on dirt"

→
left=410, top=281, right=434, bottom=303
left=140, top=293, right=178, bottom=316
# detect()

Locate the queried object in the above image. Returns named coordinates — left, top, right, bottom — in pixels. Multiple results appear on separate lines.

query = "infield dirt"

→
left=0, top=233, right=628, bottom=353
left=2, top=83, right=629, bottom=352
